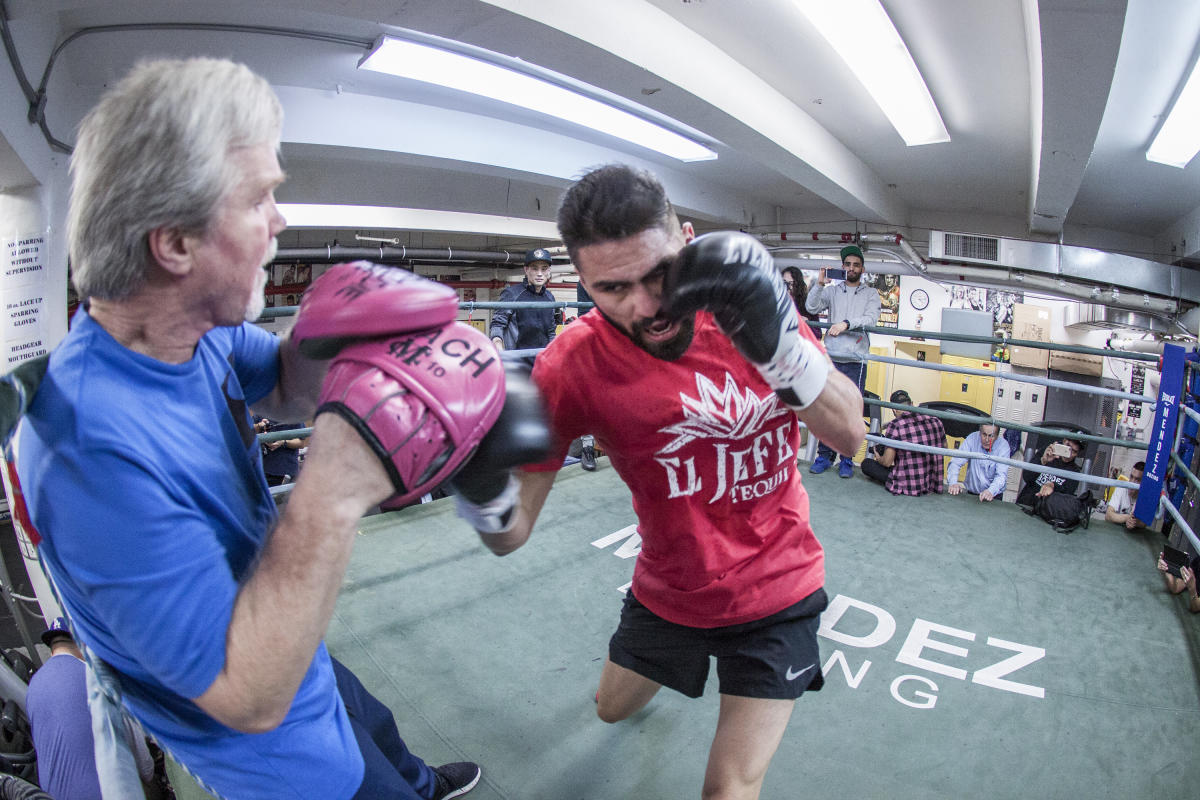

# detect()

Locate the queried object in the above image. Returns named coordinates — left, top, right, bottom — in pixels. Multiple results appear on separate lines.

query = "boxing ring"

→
left=257, top=305, right=1192, bottom=799
left=175, top=300, right=1200, bottom=798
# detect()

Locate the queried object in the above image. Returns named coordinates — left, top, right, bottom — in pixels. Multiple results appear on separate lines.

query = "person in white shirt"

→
left=946, top=423, right=1010, bottom=502
left=1105, top=461, right=1160, bottom=530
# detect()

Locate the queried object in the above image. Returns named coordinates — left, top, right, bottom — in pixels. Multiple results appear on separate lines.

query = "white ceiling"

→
left=4, top=0, right=1200, bottom=264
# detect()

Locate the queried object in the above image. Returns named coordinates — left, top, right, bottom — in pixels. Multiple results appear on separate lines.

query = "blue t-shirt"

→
left=18, top=309, right=363, bottom=799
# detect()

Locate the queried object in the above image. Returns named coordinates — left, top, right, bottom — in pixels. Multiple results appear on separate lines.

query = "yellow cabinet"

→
left=938, top=355, right=995, bottom=414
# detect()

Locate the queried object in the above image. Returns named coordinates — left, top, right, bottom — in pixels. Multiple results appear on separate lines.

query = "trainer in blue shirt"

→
left=946, top=422, right=1011, bottom=501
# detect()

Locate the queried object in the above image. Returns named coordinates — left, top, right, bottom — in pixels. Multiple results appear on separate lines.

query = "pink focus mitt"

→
left=292, top=262, right=460, bottom=358
left=315, top=321, right=505, bottom=506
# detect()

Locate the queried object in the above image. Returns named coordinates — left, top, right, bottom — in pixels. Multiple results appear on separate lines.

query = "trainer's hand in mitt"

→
left=292, top=261, right=460, bottom=359
left=315, top=322, right=505, bottom=507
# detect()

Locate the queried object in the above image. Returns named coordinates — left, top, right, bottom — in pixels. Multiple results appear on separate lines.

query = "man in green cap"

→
left=804, top=244, right=880, bottom=477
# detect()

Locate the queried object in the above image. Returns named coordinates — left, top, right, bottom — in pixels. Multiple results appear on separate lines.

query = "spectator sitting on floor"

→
left=1016, top=436, right=1083, bottom=507
left=1157, top=552, right=1200, bottom=613
left=946, top=422, right=1010, bottom=502
left=861, top=390, right=946, bottom=496
left=1105, top=461, right=1161, bottom=531
left=259, top=417, right=307, bottom=487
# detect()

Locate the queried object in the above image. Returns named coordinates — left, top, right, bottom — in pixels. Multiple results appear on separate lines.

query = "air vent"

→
left=941, top=232, right=999, bottom=263
left=1062, top=303, right=1168, bottom=333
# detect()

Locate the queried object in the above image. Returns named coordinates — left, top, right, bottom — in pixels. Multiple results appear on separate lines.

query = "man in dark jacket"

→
left=490, top=249, right=559, bottom=351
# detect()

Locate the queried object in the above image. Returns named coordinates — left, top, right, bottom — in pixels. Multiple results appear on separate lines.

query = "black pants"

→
left=816, top=360, right=866, bottom=461
left=860, top=458, right=891, bottom=485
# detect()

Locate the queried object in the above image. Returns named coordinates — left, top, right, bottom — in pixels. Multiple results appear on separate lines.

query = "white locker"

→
left=994, top=364, right=1047, bottom=502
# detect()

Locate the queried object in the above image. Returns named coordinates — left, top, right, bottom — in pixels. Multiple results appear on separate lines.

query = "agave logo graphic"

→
left=658, top=373, right=789, bottom=454
left=654, top=372, right=796, bottom=503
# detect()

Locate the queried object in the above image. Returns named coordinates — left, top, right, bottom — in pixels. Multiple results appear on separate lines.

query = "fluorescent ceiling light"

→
left=1147, top=57, right=1200, bottom=168
left=277, top=203, right=561, bottom=239
left=794, top=0, right=949, bottom=146
left=359, top=36, right=717, bottom=162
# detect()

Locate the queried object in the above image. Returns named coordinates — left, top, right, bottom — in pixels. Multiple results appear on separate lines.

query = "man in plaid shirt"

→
left=861, top=390, right=946, bottom=496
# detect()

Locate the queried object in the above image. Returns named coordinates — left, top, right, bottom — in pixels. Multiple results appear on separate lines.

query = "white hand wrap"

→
left=756, top=330, right=831, bottom=410
left=454, top=473, right=520, bottom=534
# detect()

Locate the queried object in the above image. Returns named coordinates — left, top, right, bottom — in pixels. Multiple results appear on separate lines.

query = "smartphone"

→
left=1162, top=545, right=1190, bottom=579
left=826, top=267, right=847, bottom=281
left=1050, top=442, right=1072, bottom=459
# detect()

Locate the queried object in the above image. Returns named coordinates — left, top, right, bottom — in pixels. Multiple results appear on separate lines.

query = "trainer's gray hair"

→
left=68, top=58, right=282, bottom=300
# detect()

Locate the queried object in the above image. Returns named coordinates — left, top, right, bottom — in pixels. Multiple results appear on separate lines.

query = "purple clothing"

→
left=882, top=412, right=946, bottom=496
left=27, top=654, right=101, bottom=800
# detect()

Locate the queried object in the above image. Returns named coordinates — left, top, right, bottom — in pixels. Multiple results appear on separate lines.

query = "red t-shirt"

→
left=529, top=311, right=825, bottom=628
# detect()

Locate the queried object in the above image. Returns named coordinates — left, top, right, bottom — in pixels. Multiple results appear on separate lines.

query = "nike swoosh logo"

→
left=785, top=664, right=815, bottom=681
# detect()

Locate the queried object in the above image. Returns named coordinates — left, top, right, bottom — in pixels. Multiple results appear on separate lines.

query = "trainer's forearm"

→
left=194, top=418, right=380, bottom=732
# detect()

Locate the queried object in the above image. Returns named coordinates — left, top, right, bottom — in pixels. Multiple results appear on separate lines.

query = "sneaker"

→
left=809, top=455, right=832, bottom=474
left=838, top=459, right=853, bottom=479
left=431, top=762, right=481, bottom=800
left=581, top=435, right=597, bottom=471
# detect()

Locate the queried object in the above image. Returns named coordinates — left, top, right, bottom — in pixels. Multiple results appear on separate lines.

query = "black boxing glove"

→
left=451, top=360, right=552, bottom=533
left=664, top=231, right=831, bottom=409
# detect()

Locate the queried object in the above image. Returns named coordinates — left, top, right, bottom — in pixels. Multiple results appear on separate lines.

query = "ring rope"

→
left=808, top=320, right=1160, bottom=363
left=258, top=427, right=312, bottom=444
left=1159, top=494, right=1200, bottom=554
left=1169, top=451, right=1200, bottom=498
left=864, top=432, right=1138, bottom=490
left=1182, top=403, right=1200, bottom=428
left=862, top=353, right=1146, bottom=403
left=869, top=398, right=1147, bottom=451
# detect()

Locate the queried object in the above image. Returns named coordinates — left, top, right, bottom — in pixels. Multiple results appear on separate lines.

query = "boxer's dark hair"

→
left=557, top=164, right=680, bottom=261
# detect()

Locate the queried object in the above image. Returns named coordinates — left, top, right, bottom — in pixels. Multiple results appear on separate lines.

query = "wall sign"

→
left=2, top=232, right=50, bottom=368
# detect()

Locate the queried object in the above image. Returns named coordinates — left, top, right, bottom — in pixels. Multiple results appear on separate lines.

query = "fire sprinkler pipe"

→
left=761, top=237, right=1178, bottom=316
left=1105, top=337, right=1169, bottom=355
left=275, top=245, right=544, bottom=265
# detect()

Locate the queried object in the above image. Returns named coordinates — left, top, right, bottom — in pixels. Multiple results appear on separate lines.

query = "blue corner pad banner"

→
left=1136, top=343, right=1185, bottom=524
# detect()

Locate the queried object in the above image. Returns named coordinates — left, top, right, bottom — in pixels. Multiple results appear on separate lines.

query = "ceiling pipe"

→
left=274, top=245, right=546, bottom=265
left=918, top=262, right=1177, bottom=315
left=762, top=237, right=1180, bottom=315
left=1105, top=336, right=1168, bottom=355
left=757, top=232, right=861, bottom=244
left=757, top=232, right=932, bottom=278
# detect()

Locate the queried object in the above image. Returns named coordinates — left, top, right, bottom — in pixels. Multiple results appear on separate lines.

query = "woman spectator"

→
left=782, top=266, right=820, bottom=337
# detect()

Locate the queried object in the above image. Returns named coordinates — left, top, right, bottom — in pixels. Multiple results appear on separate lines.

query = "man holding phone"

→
left=1157, top=546, right=1200, bottom=612
left=804, top=244, right=880, bottom=478
left=1016, top=437, right=1083, bottom=507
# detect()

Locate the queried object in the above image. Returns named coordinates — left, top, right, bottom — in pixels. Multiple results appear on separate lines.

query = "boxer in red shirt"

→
left=454, top=165, right=865, bottom=800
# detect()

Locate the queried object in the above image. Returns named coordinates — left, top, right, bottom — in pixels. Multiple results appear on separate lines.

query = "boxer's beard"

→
left=631, top=312, right=696, bottom=361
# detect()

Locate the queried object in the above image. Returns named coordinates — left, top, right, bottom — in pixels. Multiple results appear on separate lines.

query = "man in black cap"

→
left=490, top=248, right=560, bottom=353
left=804, top=244, right=880, bottom=478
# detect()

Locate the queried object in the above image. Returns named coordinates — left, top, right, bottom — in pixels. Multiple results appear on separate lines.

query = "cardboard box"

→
left=1009, top=303, right=1050, bottom=369
left=1048, top=350, right=1103, bottom=377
